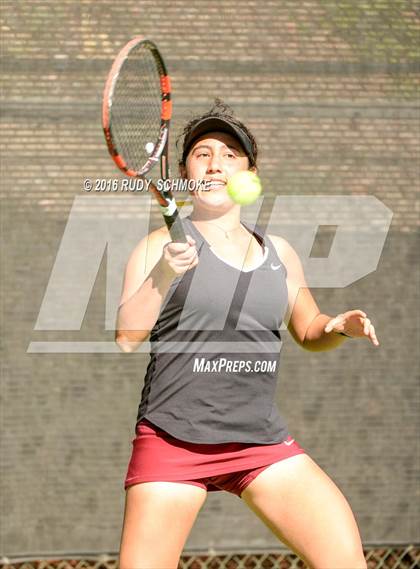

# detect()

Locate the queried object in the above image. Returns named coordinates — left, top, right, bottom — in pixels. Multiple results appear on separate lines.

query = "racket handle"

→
left=165, top=212, right=187, bottom=243
left=149, top=180, right=186, bottom=242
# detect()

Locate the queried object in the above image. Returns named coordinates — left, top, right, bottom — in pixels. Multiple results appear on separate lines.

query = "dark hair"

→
left=176, top=99, right=258, bottom=167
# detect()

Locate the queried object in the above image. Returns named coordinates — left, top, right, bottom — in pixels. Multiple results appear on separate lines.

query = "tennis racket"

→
left=102, top=36, right=186, bottom=242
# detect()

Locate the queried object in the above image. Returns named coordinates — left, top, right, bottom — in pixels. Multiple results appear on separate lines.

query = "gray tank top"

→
left=136, top=216, right=290, bottom=444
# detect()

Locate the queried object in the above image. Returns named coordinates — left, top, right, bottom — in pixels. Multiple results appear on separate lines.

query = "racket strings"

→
left=111, top=43, right=162, bottom=173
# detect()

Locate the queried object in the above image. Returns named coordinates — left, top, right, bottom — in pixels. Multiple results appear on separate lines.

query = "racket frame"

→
left=102, top=36, right=186, bottom=242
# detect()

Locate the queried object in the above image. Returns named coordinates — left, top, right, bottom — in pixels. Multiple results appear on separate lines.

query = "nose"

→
left=207, top=152, right=222, bottom=173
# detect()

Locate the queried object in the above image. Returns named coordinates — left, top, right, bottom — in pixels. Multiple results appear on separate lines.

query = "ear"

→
left=249, top=164, right=258, bottom=174
left=179, top=164, right=187, bottom=179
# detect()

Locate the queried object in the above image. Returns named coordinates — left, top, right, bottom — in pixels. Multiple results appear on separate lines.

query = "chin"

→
left=194, top=192, right=235, bottom=212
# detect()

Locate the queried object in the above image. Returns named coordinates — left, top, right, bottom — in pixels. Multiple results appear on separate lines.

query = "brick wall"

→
left=1, top=0, right=419, bottom=555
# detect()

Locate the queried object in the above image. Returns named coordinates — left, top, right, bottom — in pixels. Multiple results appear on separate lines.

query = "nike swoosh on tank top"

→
left=136, top=216, right=290, bottom=444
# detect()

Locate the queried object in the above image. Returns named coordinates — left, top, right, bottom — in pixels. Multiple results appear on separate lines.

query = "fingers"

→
left=164, top=246, right=196, bottom=262
left=363, top=317, right=371, bottom=335
left=163, top=234, right=198, bottom=274
left=363, top=317, right=380, bottom=346
left=324, top=312, right=380, bottom=347
left=346, top=309, right=367, bottom=318
left=369, top=323, right=379, bottom=346
left=324, top=314, right=345, bottom=333
left=164, top=235, right=195, bottom=254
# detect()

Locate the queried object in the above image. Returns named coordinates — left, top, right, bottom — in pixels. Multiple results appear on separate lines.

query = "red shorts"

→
left=124, top=419, right=306, bottom=498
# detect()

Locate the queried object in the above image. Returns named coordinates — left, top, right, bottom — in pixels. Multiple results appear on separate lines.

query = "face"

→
left=181, top=131, right=255, bottom=213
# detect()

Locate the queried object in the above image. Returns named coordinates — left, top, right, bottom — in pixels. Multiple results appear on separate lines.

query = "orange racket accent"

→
left=113, top=154, right=136, bottom=177
left=161, top=100, right=172, bottom=120
left=124, top=167, right=138, bottom=177
left=160, top=75, right=171, bottom=94
left=114, top=154, right=127, bottom=170
left=149, top=184, right=169, bottom=207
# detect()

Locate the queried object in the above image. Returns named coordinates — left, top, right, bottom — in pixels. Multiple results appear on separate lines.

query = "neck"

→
left=190, top=209, right=241, bottom=230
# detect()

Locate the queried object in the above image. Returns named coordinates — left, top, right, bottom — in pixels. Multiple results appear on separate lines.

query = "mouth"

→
left=205, top=179, right=226, bottom=190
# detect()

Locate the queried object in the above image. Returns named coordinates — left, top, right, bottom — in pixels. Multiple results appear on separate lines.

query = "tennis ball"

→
left=226, top=171, right=262, bottom=206
left=145, top=142, right=155, bottom=155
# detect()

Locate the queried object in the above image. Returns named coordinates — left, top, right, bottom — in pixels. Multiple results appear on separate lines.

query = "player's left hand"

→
left=324, top=309, right=379, bottom=346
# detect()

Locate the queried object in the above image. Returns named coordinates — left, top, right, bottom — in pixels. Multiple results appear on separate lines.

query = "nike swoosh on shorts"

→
left=271, top=263, right=282, bottom=270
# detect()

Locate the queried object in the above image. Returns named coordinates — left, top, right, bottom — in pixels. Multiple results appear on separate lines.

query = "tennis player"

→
left=116, top=101, right=376, bottom=568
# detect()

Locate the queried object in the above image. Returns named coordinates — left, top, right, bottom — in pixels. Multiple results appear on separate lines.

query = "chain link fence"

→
left=1, top=546, right=419, bottom=569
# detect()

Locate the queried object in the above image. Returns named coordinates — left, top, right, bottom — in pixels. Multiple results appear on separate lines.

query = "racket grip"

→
left=166, top=214, right=187, bottom=243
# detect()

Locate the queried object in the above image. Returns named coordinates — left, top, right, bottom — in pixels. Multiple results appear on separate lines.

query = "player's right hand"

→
left=162, top=234, right=199, bottom=275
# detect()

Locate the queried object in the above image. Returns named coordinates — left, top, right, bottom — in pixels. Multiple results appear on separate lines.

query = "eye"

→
left=224, top=152, right=236, bottom=159
left=196, top=152, right=210, bottom=158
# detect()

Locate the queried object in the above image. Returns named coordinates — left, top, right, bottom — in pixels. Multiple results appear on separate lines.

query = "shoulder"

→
left=135, top=225, right=171, bottom=251
left=267, top=234, right=304, bottom=279
left=267, top=234, right=296, bottom=261
left=119, top=225, right=172, bottom=306
left=127, top=225, right=171, bottom=272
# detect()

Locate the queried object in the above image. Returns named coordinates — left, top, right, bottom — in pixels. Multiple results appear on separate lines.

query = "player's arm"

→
left=268, top=235, right=347, bottom=352
left=115, top=228, right=197, bottom=353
